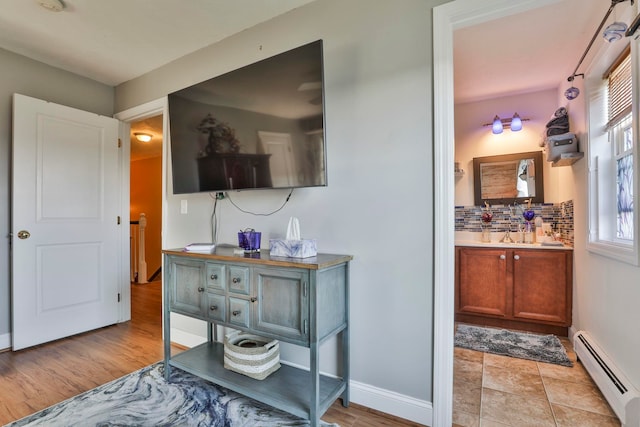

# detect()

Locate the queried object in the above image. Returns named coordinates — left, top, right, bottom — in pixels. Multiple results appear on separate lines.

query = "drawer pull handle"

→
left=250, top=297, right=257, bottom=303
left=232, top=310, right=241, bottom=316
left=210, top=274, right=218, bottom=280
left=514, top=255, right=520, bottom=260
left=197, top=287, right=205, bottom=292
left=210, top=305, right=218, bottom=311
left=232, top=277, right=241, bottom=284
left=499, top=254, right=506, bottom=260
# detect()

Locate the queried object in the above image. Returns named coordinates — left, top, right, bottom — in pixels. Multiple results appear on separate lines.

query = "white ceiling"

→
left=454, top=0, right=633, bottom=104
left=0, top=0, right=316, bottom=86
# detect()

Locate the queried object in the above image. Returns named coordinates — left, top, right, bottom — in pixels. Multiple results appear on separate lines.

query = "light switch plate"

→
left=180, top=199, right=188, bottom=214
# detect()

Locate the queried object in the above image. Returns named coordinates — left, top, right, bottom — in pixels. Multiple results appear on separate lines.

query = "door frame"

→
left=114, top=97, right=168, bottom=320
left=431, top=0, right=562, bottom=425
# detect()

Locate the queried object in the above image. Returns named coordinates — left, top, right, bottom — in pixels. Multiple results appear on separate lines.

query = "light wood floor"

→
left=0, top=281, right=419, bottom=426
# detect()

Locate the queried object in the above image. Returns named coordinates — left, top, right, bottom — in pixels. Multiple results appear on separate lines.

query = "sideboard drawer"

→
left=206, top=292, right=226, bottom=322
left=229, top=266, right=250, bottom=295
left=229, top=297, right=250, bottom=328
left=206, top=263, right=226, bottom=291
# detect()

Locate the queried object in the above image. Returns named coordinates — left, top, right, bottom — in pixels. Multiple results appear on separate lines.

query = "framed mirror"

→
left=473, top=151, right=544, bottom=206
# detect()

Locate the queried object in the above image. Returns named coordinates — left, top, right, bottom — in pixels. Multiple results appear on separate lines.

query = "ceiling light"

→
left=134, top=132, right=152, bottom=143
left=603, top=22, right=627, bottom=43
left=36, top=0, right=65, bottom=12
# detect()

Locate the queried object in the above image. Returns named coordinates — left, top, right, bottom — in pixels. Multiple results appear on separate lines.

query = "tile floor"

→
left=453, top=333, right=621, bottom=427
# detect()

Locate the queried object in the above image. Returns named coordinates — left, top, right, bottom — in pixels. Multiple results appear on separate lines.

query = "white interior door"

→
left=258, top=131, right=296, bottom=187
left=11, top=93, right=121, bottom=350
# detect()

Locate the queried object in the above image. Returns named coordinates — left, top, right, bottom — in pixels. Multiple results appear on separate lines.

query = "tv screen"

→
left=168, top=40, right=326, bottom=195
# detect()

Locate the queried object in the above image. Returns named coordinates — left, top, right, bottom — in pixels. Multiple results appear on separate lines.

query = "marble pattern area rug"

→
left=6, top=363, right=340, bottom=427
left=454, top=324, right=573, bottom=367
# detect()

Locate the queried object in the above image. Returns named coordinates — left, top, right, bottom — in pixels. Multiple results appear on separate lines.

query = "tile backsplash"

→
left=454, top=200, right=574, bottom=247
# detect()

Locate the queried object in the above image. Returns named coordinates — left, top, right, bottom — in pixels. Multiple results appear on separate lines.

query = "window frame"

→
left=587, top=41, right=640, bottom=266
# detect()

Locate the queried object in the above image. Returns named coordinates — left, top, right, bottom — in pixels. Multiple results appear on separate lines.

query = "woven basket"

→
left=223, top=331, right=280, bottom=380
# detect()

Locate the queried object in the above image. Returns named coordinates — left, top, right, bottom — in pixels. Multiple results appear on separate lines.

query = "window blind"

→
left=607, top=50, right=632, bottom=129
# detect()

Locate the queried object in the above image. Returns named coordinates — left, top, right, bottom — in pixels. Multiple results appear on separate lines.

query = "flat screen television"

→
left=168, top=40, right=326, bottom=195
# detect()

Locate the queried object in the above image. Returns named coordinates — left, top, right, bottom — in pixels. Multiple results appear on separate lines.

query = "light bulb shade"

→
left=492, top=115, right=503, bottom=134
left=510, top=113, right=523, bottom=132
left=564, top=86, right=580, bottom=100
left=134, top=132, right=152, bottom=142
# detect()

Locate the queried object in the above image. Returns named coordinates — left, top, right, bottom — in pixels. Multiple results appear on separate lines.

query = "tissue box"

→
left=269, top=239, right=317, bottom=258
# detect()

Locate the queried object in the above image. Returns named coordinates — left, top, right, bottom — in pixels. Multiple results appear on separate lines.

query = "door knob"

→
left=499, top=254, right=506, bottom=260
left=17, top=230, right=31, bottom=240
left=514, top=255, right=520, bottom=260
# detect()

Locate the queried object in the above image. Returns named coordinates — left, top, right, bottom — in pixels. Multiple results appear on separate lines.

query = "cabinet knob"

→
left=232, top=277, right=241, bottom=284
left=232, top=310, right=241, bottom=316
left=210, top=274, right=218, bottom=280
left=250, top=297, right=257, bottom=303
left=514, top=255, right=520, bottom=260
left=210, top=305, right=218, bottom=311
left=499, top=254, right=506, bottom=260
left=198, top=287, right=205, bottom=292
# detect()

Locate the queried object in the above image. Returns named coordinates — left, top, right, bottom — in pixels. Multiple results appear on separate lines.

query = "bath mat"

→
left=454, top=324, right=573, bottom=367
left=6, top=362, right=340, bottom=426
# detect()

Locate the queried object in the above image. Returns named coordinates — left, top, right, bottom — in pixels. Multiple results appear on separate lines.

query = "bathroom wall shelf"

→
left=552, top=152, right=584, bottom=167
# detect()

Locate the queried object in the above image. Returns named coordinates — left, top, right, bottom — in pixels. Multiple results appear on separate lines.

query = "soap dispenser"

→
left=535, top=216, right=544, bottom=243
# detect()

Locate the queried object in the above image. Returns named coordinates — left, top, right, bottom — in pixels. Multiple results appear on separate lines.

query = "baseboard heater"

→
left=574, top=331, right=640, bottom=426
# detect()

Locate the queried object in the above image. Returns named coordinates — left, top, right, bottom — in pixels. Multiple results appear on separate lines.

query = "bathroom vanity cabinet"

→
left=163, top=248, right=353, bottom=427
left=455, top=245, right=573, bottom=335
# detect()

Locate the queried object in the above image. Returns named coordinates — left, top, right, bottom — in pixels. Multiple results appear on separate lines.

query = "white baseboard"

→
left=0, top=332, right=11, bottom=350
left=350, top=379, right=432, bottom=426
left=170, top=331, right=432, bottom=425
left=280, top=360, right=432, bottom=425
left=170, top=327, right=206, bottom=349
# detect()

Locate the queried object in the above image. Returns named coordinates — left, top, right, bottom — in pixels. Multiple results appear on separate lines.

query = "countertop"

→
left=454, top=231, right=572, bottom=250
left=455, top=240, right=573, bottom=250
left=163, top=245, right=353, bottom=270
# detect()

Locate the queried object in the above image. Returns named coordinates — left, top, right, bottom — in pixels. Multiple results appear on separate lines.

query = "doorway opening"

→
left=129, top=114, right=163, bottom=285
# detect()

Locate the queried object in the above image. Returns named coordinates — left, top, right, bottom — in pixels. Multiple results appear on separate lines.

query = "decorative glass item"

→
left=481, top=202, right=493, bottom=243
left=564, top=86, right=580, bottom=100
left=522, top=199, right=535, bottom=243
left=238, top=229, right=261, bottom=253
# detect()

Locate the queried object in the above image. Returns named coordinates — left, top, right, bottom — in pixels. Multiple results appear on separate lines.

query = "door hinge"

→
left=117, top=216, right=121, bottom=225
left=118, top=138, right=122, bottom=148
left=118, top=293, right=121, bottom=302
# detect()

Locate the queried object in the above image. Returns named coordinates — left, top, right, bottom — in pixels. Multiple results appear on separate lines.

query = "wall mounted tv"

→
left=168, top=40, right=327, bottom=195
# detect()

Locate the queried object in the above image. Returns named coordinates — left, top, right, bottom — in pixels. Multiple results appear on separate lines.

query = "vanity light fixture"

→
left=484, top=113, right=529, bottom=134
left=134, top=132, right=152, bottom=143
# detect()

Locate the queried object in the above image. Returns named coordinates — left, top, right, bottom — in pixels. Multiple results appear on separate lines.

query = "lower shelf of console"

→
left=168, top=341, right=346, bottom=420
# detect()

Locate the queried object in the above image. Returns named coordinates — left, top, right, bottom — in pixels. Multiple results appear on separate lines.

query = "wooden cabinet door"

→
left=512, top=250, right=572, bottom=325
left=252, top=267, right=309, bottom=345
left=456, top=247, right=509, bottom=317
left=170, top=257, right=205, bottom=316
